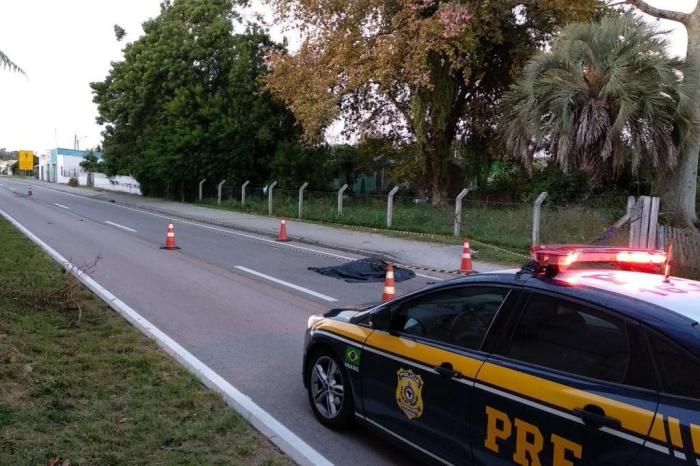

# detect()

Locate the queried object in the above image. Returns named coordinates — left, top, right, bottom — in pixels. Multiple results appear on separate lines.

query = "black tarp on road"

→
left=309, top=258, right=416, bottom=283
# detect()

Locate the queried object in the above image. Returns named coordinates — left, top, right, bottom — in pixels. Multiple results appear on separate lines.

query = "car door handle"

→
left=434, top=362, right=463, bottom=379
left=573, top=404, right=622, bottom=430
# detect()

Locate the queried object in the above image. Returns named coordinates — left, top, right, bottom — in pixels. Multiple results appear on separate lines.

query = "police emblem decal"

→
left=396, top=368, right=424, bottom=419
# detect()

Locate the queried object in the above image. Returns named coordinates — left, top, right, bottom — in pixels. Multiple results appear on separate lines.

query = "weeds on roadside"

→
left=0, top=256, right=100, bottom=323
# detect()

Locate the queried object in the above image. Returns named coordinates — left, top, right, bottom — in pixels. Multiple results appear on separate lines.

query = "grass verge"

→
left=0, top=216, right=290, bottom=466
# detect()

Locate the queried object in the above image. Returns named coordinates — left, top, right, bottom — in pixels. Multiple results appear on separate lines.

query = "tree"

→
left=92, top=0, right=299, bottom=198
left=265, top=0, right=599, bottom=206
left=269, top=141, right=333, bottom=189
left=0, top=50, right=24, bottom=74
left=79, top=151, right=102, bottom=173
left=622, top=0, right=700, bottom=228
left=501, top=15, right=696, bottom=189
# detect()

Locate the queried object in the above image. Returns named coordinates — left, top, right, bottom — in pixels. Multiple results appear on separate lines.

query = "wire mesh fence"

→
left=196, top=183, right=633, bottom=259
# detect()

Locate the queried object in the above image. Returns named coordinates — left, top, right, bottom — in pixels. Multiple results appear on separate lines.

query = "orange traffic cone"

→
left=161, top=222, right=180, bottom=250
left=460, top=238, right=473, bottom=273
left=382, top=263, right=396, bottom=303
left=27, top=186, right=32, bottom=196
left=278, top=218, right=290, bottom=242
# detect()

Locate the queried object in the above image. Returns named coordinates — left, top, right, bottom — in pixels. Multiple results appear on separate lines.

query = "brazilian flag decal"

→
left=344, top=346, right=361, bottom=372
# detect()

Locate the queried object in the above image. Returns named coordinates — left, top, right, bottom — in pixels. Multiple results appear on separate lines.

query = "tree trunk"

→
left=628, top=1, right=699, bottom=229
left=661, top=145, right=699, bottom=227
left=428, top=142, right=450, bottom=207
left=662, top=20, right=700, bottom=228
left=414, top=56, right=462, bottom=208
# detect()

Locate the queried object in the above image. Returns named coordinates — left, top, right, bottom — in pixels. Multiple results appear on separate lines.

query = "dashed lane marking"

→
left=105, top=220, right=137, bottom=233
left=54, top=203, right=70, bottom=210
left=6, top=180, right=452, bottom=281
left=235, top=266, right=339, bottom=303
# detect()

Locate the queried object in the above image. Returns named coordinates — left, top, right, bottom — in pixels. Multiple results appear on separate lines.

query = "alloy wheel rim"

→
left=310, top=355, right=344, bottom=419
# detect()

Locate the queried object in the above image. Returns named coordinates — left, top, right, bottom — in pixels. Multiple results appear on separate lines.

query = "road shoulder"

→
left=0, top=208, right=329, bottom=466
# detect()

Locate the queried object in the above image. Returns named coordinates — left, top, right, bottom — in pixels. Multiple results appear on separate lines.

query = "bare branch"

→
left=387, top=94, right=416, bottom=135
left=625, top=0, right=689, bottom=24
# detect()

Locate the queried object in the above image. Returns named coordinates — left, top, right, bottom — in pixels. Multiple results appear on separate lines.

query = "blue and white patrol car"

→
left=303, top=245, right=700, bottom=465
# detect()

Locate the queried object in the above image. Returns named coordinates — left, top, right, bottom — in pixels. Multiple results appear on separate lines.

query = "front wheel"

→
left=306, top=349, right=354, bottom=429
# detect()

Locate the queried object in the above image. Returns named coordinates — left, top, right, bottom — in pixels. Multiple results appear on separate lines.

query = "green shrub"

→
left=68, top=177, right=79, bottom=187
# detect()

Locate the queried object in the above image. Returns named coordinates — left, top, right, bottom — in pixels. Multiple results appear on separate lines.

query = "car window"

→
left=504, top=294, right=631, bottom=384
left=648, top=332, right=700, bottom=399
left=390, top=286, right=509, bottom=351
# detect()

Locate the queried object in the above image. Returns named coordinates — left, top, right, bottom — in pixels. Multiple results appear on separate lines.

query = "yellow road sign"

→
left=18, top=150, right=34, bottom=171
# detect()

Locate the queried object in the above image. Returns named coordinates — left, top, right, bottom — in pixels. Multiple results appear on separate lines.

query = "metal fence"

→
left=196, top=178, right=632, bottom=257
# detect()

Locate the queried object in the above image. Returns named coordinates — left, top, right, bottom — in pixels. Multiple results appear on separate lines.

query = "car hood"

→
left=324, top=305, right=373, bottom=323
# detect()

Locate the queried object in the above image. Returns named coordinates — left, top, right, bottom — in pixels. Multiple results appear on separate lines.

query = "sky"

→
left=0, top=0, right=696, bottom=154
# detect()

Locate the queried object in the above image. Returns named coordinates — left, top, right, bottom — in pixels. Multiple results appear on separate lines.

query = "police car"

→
left=303, top=245, right=700, bottom=465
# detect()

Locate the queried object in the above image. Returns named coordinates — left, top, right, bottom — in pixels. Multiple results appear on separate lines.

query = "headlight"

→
left=307, top=314, right=324, bottom=329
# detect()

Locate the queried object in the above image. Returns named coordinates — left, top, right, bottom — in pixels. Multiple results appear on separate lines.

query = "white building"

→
left=37, top=147, right=142, bottom=195
left=0, top=159, right=17, bottom=175
left=38, top=148, right=102, bottom=184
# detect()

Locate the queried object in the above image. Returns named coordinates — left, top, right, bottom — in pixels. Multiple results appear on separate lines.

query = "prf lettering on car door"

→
left=485, top=406, right=583, bottom=466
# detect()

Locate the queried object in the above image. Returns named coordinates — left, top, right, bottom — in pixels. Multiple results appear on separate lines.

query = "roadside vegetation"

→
left=0, top=217, right=289, bottom=465
left=89, top=0, right=697, bottom=233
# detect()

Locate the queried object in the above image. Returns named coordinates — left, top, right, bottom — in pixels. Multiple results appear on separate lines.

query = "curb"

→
left=0, top=206, right=333, bottom=466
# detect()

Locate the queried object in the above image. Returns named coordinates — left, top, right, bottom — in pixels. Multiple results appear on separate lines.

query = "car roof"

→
left=442, top=270, right=700, bottom=355
left=553, top=270, right=700, bottom=322
left=469, top=269, right=699, bottom=322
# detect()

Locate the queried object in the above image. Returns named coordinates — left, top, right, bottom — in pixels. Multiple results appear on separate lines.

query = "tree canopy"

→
left=501, top=14, right=697, bottom=186
left=265, top=0, right=599, bottom=205
left=79, top=151, right=102, bottom=173
left=91, top=0, right=299, bottom=198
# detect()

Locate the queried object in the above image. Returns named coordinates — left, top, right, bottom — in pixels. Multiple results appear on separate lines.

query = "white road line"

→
left=235, top=266, right=338, bottom=303
left=8, top=180, right=451, bottom=280
left=9, top=187, right=15, bottom=191
left=0, top=206, right=332, bottom=466
left=20, top=182, right=357, bottom=261
left=54, top=203, right=70, bottom=210
left=104, top=220, right=137, bottom=233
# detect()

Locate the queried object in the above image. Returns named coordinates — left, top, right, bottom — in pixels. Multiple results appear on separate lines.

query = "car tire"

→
left=306, top=348, right=354, bottom=429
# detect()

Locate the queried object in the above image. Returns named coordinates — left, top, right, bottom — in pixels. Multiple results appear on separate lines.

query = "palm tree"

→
left=501, top=14, right=697, bottom=187
left=0, top=50, right=24, bottom=74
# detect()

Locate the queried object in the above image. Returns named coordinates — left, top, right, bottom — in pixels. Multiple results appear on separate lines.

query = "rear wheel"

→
left=306, top=349, right=354, bottom=429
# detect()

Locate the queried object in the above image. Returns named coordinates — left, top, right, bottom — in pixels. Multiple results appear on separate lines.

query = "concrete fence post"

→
left=298, top=182, right=309, bottom=219
left=268, top=181, right=278, bottom=216
left=639, top=196, right=652, bottom=248
left=532, top=192, right=548, bottom=245
left=648, top=197, right=660, bottom=248
left=453, top=188, right=470, bottom=237
left=198, top=178, right=206, bottom=201
left=217, top=180, right=226, bottom=206
left=629, top=197, right=643, bottom=248
left=241, top=180, right=250, bottom=206
left=387, top=186, right=400, bottom=228
left=337, top=184, right=349, bottom=216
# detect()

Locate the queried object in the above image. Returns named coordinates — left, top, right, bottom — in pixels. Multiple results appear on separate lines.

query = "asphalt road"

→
left=0, top=177, right=453, bottom=465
